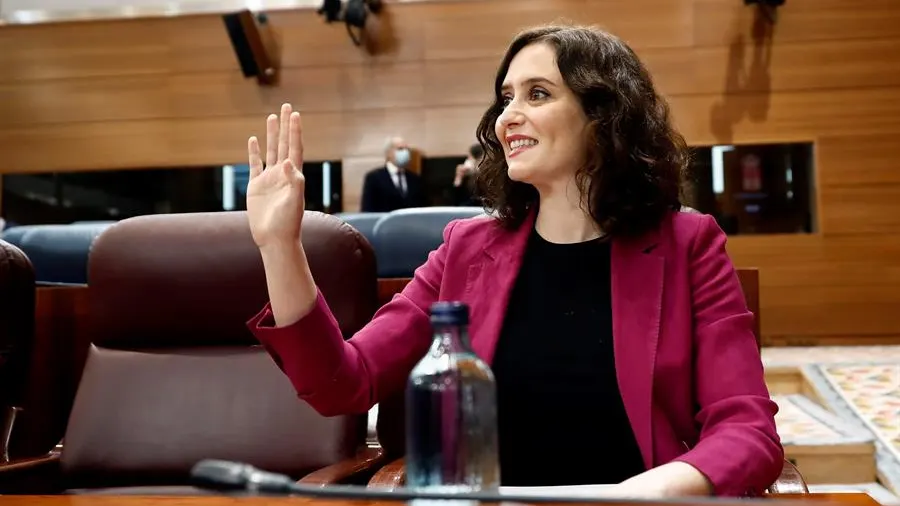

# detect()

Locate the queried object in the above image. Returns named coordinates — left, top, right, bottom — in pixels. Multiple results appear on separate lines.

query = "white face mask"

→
left=394, top=148, right=411, bottom=167
left=463, top=158, right=475, bottom=170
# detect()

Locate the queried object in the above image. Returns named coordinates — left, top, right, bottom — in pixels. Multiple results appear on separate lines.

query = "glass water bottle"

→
left=405, top=301, right=500, bottom=493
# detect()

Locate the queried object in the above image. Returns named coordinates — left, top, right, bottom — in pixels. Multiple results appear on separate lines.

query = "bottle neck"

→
left=431, top=323, right=472, bottom=354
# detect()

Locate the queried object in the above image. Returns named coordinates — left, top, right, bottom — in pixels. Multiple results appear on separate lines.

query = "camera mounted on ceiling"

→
left=318, top=0, right=384, bottom=46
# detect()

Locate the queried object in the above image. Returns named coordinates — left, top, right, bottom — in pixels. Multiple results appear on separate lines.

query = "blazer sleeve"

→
left=246, top=220, right=460, bottom=417
left=674, top=215, right=784, bottom=497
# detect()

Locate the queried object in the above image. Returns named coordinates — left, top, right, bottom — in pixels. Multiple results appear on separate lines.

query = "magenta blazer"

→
left=248, top=210, right=784, bottom=496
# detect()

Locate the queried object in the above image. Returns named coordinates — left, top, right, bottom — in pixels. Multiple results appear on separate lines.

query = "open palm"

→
left=246, top=103, right=306, bottom=249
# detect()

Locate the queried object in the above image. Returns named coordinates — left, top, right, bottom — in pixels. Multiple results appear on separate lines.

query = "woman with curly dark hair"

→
left=244, top=24, right=782, bottom=497
left=474, top=25, right=686, bottom=238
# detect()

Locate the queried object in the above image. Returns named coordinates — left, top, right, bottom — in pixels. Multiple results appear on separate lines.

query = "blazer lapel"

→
left=466, top=211, right=535, bottom=364
left=611, top=230, right=664, bottom=470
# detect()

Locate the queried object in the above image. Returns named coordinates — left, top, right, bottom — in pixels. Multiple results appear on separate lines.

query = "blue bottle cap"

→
left=430, top=301, right=469, bottom=325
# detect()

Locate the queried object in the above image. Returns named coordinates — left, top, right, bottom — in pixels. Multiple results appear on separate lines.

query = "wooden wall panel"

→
left=726, top=233, right=900, bottom=341
left=2, top=0, right=900, bottom=344
left=8, top=40, right=900, bottom=131
left=817, top=134, right=900, bottom=187
left=819, top=185, right=900, bottom=235
left=0, top=75, right=172, bottom=127
left=424, top=106, right=486, bottom=156
left=342, top=155, right=385, bottom=212
left=341, top=108, right=426, bottom=157
left=169, top=69, right=346, bottom=116
left=670, top=88, right=900, bottom=145
left=168, top=112, right=347, bottom=166
left=726, top=235, right=900, bottom=289
left=758, top=285, right=900, bottom=340
left=341, top=63, right=426, bottom=111
left=0, top=19, right=171, bottom=82
left=8, top=39, right=900, bottom=130
left=0, top=112, right=345, bottom=171
left=693, top=0, right=900, bottom=46
left=647, top=38, right=900, bottom=96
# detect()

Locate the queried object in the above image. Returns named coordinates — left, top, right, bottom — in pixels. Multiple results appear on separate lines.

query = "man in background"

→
left=452, top=143, right=483, bottom=206
left=360, top=137, right=426, bottom=212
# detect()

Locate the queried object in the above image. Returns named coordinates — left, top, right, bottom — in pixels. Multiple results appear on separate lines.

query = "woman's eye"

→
left=530, top=89, right=549, bottom=100
left=500, top=88, right=547, bottom=107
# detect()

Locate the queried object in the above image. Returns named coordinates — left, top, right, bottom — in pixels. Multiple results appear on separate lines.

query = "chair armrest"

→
left=765, top=459, right=809, bottom=495
left=0, top=450, right=60, bottom=473
left=0, top=450, right=62, bottom=494
left=368, top=457, right=405, bottom=490
left=298, top=447, right=389, bottom=486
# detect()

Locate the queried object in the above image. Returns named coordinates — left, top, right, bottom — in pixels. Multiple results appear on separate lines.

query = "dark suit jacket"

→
left=452, top=174, right=479, bottom=206
left=360, top=167, right=426, bottom=212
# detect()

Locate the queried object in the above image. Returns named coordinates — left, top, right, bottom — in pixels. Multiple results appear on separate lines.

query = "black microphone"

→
left=191, top=459, right=556, bottom=501
left=191, top=459, right=297, bottom=494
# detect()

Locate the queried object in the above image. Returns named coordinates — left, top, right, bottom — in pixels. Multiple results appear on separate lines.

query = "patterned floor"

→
left=822, top=365, right=900, bottom=456
left=772, top=393, right=873, bottom=446
left=760, top=345, right=900, bottom=500
left=801, top=361, right=900, bottom=497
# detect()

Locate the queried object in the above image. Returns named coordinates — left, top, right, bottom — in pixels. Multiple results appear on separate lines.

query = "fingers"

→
left=248, top=136, right=263, bottom=179
left=278, top=103, right=292, bottom=163
left=289, top=111, right=303, bottom=171
left=260, top=104, right=296, bottom=173
left=282, top=159, right=305, bottom=184
left=265, top=114, right=278, bottom=168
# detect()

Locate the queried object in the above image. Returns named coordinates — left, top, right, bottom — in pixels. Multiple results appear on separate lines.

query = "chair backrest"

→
left=59, top=211, right=378, bottom=489
left=735, top=268, right=761, bottom=349
left=372, top=207, right=485, bottom=278
left=10, top=223, right=113, bottom=285
left=0, top=226, right=30, bottom=246
left=0, top=240, right=35, bottom=427
left=336, top=212, right=386, bottom=245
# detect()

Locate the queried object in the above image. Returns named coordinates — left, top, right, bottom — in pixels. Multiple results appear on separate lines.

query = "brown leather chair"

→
left=0, top=211, right=386, bottom=494
left=366, top=267, right=808, bottom=495
left=0, top=240, right=35, bottom=463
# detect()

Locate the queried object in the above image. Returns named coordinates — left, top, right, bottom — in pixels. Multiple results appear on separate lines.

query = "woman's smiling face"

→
left=494, top=42, right=590, bottom=191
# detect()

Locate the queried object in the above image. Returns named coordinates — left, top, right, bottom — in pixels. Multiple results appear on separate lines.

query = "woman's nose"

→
left=497, top=103, right=524, bottom=130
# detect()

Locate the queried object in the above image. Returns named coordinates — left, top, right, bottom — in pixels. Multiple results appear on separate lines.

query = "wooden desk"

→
left=0, top=494, right=882, bottom=506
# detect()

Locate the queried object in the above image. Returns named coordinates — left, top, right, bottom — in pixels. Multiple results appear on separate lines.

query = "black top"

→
left=491, top=228, right=646, bottom=486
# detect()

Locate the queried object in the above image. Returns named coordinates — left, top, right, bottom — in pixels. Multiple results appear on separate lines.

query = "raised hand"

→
left=246, top=103, right=306, bottom=250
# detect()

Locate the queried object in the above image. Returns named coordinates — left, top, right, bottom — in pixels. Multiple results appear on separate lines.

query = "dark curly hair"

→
left=474, top=24, right=687, bottom=237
